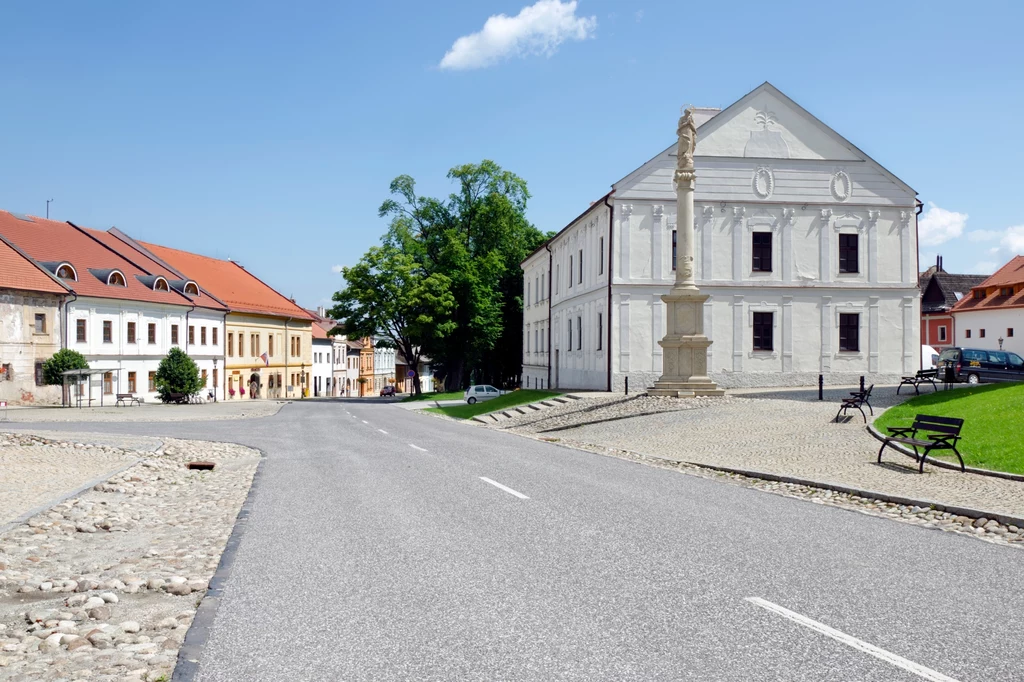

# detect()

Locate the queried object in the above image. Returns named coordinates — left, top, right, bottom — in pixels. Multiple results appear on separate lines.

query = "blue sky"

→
left=2, top=0, right=1022, bottom=308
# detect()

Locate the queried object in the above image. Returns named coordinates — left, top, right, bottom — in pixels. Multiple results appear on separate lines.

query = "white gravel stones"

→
left=0, top=433, right=260, bottom=681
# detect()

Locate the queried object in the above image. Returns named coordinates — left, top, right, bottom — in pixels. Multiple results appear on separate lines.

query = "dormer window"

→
left=973, top=290, right=986, bottom=300
left=1001, top=287, right=1014, bottom=297
left=55, top=263, right=77, bottom=281
left=107, top=270, right=126, bottom=287
left=154, top=277, right=169, bottom=291
left=184, top=281, right=199, bottom=296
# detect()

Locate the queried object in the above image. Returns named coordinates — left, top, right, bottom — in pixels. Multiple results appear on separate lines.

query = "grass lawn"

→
left=399, top=390, right=465, bottom=403
left=424, top=390, right=562, bottom=420
left=875, top=382, right=1024, bottom=475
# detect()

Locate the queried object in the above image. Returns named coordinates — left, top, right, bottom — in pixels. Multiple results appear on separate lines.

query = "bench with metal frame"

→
left=115, top=393, right=141, bottom=407
left=164, top=392, right=189, bottom=405
left=877, top=414, right=965, bottom=473
left=897, top=368, right=938, bottom=395
left=834, top=384, right=874, bottom=423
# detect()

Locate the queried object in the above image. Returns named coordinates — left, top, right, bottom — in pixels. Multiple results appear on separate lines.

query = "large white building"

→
left=951, top=256, right=1024, bottom=358
left=522, top=83, right=921, bottom=391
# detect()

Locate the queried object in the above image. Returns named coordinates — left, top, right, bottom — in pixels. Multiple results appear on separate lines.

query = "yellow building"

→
left=129, top=241, right=314, bottom=400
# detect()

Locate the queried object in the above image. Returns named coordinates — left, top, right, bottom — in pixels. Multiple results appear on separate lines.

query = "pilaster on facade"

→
left=819, top=209, right=833, bottom=283
left=899, top=210, right=914, bottom=284
left=731, top=207, right=745, bottom=282
left=820, top=295, right=832, bottom=372
left=781, top=295, right=794, bottom=372
left=868, top=296, right=880, bottom=373
left=618, top=204, right=633, bottom=284
left=652, top=205, right=664, bottom=281
left=700, top=206, right=714, bottom=281
left=731, top=294, right=744, bottom=372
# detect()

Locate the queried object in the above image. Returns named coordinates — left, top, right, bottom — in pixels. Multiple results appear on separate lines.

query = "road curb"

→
left=172, top=446, right=266, bottom=682
left=866, top=424, right=1024, bottom=483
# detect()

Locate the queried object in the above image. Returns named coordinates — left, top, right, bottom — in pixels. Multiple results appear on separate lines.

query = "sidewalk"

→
left=506, top=386, right=1024, bottom=520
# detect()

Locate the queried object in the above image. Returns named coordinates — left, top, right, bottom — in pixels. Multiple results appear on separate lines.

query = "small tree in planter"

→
left=154, top=348, right=202, bottom=402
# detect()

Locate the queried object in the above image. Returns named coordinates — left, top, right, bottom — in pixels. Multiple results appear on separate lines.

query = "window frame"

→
left=76, top=319, right=86, bottom=343
left=171, top=324, right=179, bottom=345
left=751, top=232, right=773, bottom=273
left=838, top=233, right=859, bottom=274
left=839, top=313, right=860, bottom=352
left=148, top=323, right=157, bottom=344
left=103, top=320, right=113, bottom=344
left=752, top=312, right=774, bottom=351
left=34, top=313, right=47, bottom=335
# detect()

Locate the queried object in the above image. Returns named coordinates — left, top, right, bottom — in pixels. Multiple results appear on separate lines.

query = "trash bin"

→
left=943, top=364, right=956, bottom=385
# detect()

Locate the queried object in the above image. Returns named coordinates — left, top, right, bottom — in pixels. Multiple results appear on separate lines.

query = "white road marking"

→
left=479, top=477, right=530, bottom=500
left=409, top=444, right=427, bottom=452
left=378, top=429, right=388, bottom=435
left=361, top=420, right=368, bottom=424
left=746, top=597, right=960, bottom=682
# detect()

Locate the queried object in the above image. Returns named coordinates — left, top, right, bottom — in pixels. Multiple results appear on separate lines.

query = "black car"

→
left=938, top=347, right=1024, bottom=384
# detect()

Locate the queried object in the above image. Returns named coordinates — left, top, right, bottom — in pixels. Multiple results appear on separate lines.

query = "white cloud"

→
left=331, top=264, right=344, bottom=274
left=973, top=261, right=998, bottom=274
left=966, top=229, right=1000, bottom=242
left=918, top=202, right=968, bottom=247
left=439, top=0, right=597, bottom=71
left=999, top=225, right=1024, bottom=255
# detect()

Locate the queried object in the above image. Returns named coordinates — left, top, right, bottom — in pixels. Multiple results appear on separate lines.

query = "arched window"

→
left=56, top=263, right=77, bottom=281
left=107, top=271, right=126, bottom=286
left=184, top=281, right=199, bottom=295
left=154, top=277, right=169, bottom=291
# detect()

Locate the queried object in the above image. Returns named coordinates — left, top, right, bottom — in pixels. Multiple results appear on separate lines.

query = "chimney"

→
left=317, top=306, right=326, bottom=317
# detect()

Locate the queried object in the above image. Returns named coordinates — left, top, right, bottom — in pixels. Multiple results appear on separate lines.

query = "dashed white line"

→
left=479, top=477, right=529, bottom=500
left=745, top=597, right=959, bottom=682
left=378, top=429, right=388, bottom=435
left=409, top=444, right=427, bottom=452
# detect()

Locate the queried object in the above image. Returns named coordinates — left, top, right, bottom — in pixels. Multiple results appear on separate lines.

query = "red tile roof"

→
left=139, top=241, right=314, bottom=320
left=952, top=256, right=1024, bottom=313
left=0, top=235, right=70, bottom=295
left=0, top=210, right=197, bottom=306
left=80, top=228, right=227, bottom=311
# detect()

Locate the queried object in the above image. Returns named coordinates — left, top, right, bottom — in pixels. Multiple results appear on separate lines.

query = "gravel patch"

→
left=0, top=434, right=260, bottom=681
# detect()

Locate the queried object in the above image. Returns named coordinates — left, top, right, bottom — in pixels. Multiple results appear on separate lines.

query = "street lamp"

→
left=999, top=337, right=1004, bottom=350
left=300, top=363, right=306, bottom=399
left=213, top=357, right=218, bottom=402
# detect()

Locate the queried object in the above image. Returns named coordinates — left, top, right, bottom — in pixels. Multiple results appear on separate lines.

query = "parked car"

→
left=380, top=385, right=396, bottom=397
left=464, top=384, right=503, bottom=404
left=937, top=347, right=1024, bottom=384
left=922, top=344, right=939, bottom=369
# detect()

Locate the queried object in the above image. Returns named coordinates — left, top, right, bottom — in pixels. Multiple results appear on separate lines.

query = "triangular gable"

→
left=613, top=82, right=915, bottom=197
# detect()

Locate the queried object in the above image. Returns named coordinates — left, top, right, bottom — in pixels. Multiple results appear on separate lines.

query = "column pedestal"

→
left=649, top=285, right=724, bottom=397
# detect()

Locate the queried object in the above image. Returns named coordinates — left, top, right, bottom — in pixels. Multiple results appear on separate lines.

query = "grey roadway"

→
left=9, top=401, right=1023, bottom=681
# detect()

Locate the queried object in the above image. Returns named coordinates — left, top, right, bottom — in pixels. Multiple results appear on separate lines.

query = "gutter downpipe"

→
left=603, top=193, right=615, bottom=392
left=545, top=243, right=553, bottom=390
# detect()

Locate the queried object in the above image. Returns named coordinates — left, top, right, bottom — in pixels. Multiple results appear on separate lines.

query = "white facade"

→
left=66, top=298, right=225, bottom=402
left=953, top=309, right=1023, bottom=356
left=522, top=247, right=551, bottom=389
left=372, top=341, right=396, bottom=393
left=0, top=289, right=64, bottom=405
left=311, top=338, right=333, bottom=397
left=525, top=84, right=920, bottom=391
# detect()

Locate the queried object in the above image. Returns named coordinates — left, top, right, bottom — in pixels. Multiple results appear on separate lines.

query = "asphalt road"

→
left=9, top=401, right=1023, bottom=681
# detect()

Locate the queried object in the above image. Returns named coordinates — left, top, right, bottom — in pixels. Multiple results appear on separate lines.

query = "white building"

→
left=523, top=83, right=920, bottom=391
left=951, top=256, right=1024, bottom=357
left=522, top=247, right=551, bottom=389
left=372, top=339, right=396, bottom=394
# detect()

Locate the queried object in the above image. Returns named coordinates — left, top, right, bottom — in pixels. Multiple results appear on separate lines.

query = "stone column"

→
left=649, top=107, right=724, bottom=397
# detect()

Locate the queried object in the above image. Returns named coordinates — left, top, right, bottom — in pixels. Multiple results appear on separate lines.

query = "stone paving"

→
left=499, top=385, right=1024, bottom=521
left=3, top=399, right=287, bottom=423
left=0, top=434, right=139, bottom=526
left=0, top=432, right=260, bottom=681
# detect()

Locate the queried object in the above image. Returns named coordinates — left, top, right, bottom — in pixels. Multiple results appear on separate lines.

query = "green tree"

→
left=154, top=347, right=203, bottom=401
left=378, top=161, right=547, bottom=389
left=329, top=244, right=456, bottom=396
left=41, top=348, right=89, bottom=385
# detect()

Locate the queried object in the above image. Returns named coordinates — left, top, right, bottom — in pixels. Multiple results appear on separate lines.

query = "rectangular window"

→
left=254, top=333, right=261, bottom=356
left=171, top=324, right=179, bottom=345
left=238, top=333, right=244, bottom=357
left=839, top=313, right=860, bottom=352
left=974, top=290, right=985, bottom=300
left=128, top=371, right=136, bottom=393
left=76, top=319, right=86, bottom=343
left=577, top=316, right=582, bottom=350
left=148, top=323, right=156, bottom=344
left=103, top=320, right=112, bottom=343
left=148, top=371, right=156, bottom=391
left=535, top=277, right=539, bottom=304
left=127, top=322, right=136, bottom=344
left=1009, top=328, right=1015, bottom=338
left=201, top=327, right=207, bottom=345
left=568, top=320, right=572, bottom=350
left=188, top=326, right=195, bottom=345
left=752, top=232, right=773, bottom=272
left=228, top=332, right=234, bottom=357
left=599, top=237, right=604, bottom=275
left=34, top=313, right=46, bottom=334
left=980, top=329, right=986, bottom=338
left=35, top=362, right=44, bottom=386
left=938, top=326, right=947, bottom=342
left=535, top=329, right=539, bottom=353
left=526, top=326, right=530, bottom=352
left=579, top=249, right=583, bottom=284
left=527, top=282, right=531, bottom=308
left=597, top=313, right=603, bottom=351
left=269, top=334, right=274, bottom=357
left=568, top=256, right=573, bottom=288
left=103, top=372, right=113, bottom=394
left=672, top=230, right=677, bottom=270
left=541, top=274, right=546, bottom=299
left=212, top=327, right=218, bottom=346
left=966, top=329, right=972, bottom=339
left=838, top=234, right=859, bottom=273
left=753, top=312, right=774, bottom=351
left=1001, top=287, right=1013, bottom=297
left=201, top=369, right=208, bottom=387
left=213, top=368, right=219, bottom=388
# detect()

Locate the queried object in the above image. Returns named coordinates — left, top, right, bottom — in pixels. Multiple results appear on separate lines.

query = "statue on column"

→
left=673, top=107, right=697, bottom=189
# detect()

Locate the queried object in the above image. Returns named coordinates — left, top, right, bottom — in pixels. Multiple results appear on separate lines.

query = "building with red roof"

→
left=0, top=209, right=227, bottom=403
left=951, top=256, right=1024, bottom=356
left=306, top=306, right=349, bottom=397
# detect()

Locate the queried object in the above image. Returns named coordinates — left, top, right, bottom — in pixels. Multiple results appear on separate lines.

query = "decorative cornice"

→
left=620, top=203, right=634, bottom=219
left=781, top=207, right=795, bottom=225
left=701, top=206, right=715, bottom=226
left=899, top=210, right=912, bottom=229
left=820, top=208, right=833, bottom=223
left=732, top=206, right=746, bottom=225
left=867, top=210, right=880, bottom=228
left=652, top=205, right=664, bottom=219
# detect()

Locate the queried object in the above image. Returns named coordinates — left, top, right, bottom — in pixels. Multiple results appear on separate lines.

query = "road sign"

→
left=407, top=370, right=415, bottom=378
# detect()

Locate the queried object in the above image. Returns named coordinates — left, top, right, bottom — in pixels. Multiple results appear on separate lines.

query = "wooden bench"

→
left=163, top=392, right=189, bottom=405
left=878, top=414, right=965, bottom=473
left=834, top=384, right=874, bottom=423
left=115, top=393, right=141, bottom=407
left=897, top=368, right=938, bottom=395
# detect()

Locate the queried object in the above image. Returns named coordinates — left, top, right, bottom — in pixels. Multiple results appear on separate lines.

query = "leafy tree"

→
left=154, top=347, right=202, bottom=401
left=41, top=348, right=88, bottom=385
left=329, top=244, right=456, bottom=396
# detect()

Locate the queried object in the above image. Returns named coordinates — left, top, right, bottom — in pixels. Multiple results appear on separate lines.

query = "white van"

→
left=922, top=344, right=939, bottom=369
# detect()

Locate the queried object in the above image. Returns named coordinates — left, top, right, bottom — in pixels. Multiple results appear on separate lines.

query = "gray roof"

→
left=920, top=272, right=989, bottom=313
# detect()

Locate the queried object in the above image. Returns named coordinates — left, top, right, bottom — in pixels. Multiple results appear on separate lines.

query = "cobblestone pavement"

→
left=0, top=434, right=139, bottom=526
left=3, top=399, right=287, bottom=423
left=0, top=433, right=260, bottom=681
left=500, top=385, right=1024, bottom=521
